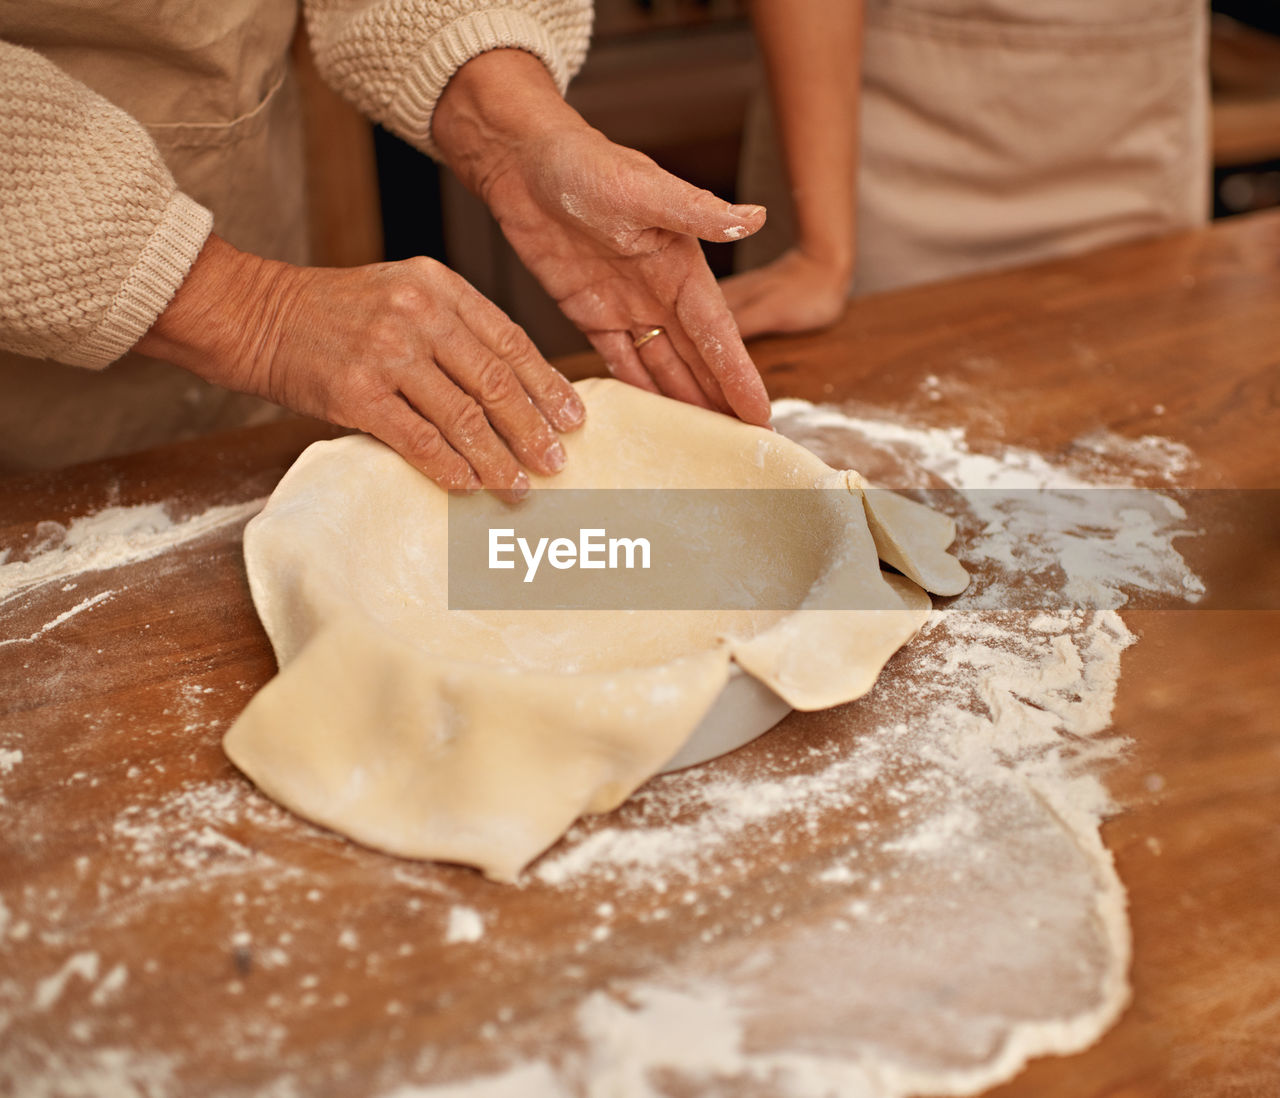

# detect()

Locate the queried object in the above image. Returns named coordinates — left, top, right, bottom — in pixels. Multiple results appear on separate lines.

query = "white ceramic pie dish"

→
left=657, top=668, right=792, bottom=774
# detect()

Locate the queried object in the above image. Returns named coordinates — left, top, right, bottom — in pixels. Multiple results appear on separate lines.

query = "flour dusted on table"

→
left=404, top=399, right=1201, bottom=1098
left=0, top=499, right=265, bottom=604
left=0, top=398, right=1205, bottom=1098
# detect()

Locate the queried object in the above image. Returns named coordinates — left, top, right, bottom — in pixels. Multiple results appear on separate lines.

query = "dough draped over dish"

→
left=224, top=379, right=968, bottom=881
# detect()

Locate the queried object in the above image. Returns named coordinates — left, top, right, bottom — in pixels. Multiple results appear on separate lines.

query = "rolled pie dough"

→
left=224, top=379, right=968, bottom=880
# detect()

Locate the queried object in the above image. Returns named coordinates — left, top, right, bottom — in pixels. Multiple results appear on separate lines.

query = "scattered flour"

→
left=770, top=399, right=1196, bottom=491
left=89, top=964, right=128, bottom=1008
left=0, top=589, right=115, bottom=648
left=0, top=403, right=1204, bottom=1098
left=382, top=1064, right=561, bottom=1098
left=109, top=778, right=297, bottom=883
left=422, top=398, right=1201, bottom=1098
left=33, top=953, right=99, bottom=1012
left=1071, top=429, right=1195, bottom=478
left=0, top=498, right=265, bottom=604
left=773, top=399, right=1204, bottom=610
left=0, top=1047, right=178, bottom=1098
left=444, top=907, right=485, bottom=945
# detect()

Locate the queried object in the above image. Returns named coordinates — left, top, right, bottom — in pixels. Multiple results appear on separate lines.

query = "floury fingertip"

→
left=558, top=393, right=586, bottom=428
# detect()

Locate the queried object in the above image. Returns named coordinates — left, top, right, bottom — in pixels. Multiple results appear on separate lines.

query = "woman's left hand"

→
left=433, top=50, right=773, bottom=427
left=720, top=247, right=851, bottom=339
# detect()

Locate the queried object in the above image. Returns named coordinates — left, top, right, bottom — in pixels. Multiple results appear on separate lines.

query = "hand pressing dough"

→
left=224, top=379, right=968, bottom=881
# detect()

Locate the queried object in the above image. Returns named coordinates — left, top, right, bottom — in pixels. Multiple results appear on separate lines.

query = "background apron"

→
left=737, top=0, right=1210, bottom=296
left=0, top=0, right=310, bottom=471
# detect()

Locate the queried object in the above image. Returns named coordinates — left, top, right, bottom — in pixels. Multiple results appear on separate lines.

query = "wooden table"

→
left=3, top=211, right=1278, bottom=1096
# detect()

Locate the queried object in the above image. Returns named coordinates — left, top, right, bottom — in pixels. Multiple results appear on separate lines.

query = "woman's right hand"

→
left=137, top=235, right=585, bottom=502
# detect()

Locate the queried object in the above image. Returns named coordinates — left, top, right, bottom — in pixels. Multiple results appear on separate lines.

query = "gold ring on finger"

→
left=632, top=326, right=665, bottom=350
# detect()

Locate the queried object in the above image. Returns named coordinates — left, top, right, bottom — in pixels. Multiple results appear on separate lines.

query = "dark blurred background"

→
left=1209, top=1, right=1280, bottom=217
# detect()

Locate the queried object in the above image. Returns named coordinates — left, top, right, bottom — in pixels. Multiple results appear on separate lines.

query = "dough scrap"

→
left=224, top=379, right=968, bottom=880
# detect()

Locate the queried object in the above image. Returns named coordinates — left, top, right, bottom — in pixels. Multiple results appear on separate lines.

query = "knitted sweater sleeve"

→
left=0, top=41, right=212, bottom=370
left=304, top=0, right=593, bottom=160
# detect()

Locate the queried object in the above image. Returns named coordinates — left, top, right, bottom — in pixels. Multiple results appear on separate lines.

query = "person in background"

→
left=0, top=1, right=771, bottom=499
left=723, top=0, right=1208, bottom=338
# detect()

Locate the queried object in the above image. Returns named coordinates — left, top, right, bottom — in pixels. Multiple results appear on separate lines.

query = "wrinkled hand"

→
left=485, top=129, right=772, bottom=423
left=137, top=235, right=584, bottom=501
left=720, top=248, right=851, bottom=339
left=434, top=50, right=772, bottom=426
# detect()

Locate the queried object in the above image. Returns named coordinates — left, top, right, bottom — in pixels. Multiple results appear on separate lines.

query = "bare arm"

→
left=722, top=0, right=864, bottom=338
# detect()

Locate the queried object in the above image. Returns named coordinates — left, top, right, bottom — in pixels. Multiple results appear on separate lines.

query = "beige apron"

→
left=0, top=1, right=310, bottom=472
left=738, top=0, right=1209, bottom=296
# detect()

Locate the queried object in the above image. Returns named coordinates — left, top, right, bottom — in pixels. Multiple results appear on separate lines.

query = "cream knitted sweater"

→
left=0, top=1, right=591, bottom=371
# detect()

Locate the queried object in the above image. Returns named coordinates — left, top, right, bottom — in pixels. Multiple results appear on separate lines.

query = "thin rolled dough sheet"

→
left=224, top=379, right=968, bottom=880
